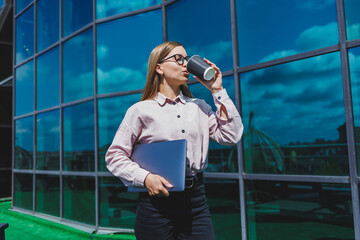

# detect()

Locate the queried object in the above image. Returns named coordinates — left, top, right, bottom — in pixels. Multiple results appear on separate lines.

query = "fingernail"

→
left=167, top=184, right=173, bottom=188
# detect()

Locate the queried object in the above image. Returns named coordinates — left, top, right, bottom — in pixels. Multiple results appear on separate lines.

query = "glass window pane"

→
left=99, top=177, right=138, bottom=228
left=16, top=6, right=34, bottom=64
left=63, top=176, right=95, bottom=225
left=63, top=101, right=94, bottom=172
left=62, top=0, right=93, bottom=37
left=15, top=60, right=34, bottom=116
left=246, top=180, right=354, bottom=240
left=241, top=52, right=348, bottom=175
left=96, top=0, right=161, bottom=19
left=348, top=47, right=360, bottom=175
left=16, top=0, right=32, bottom=14
left=205, top=178, right=241, bottom=239
left=344, top=0, right=360, bottom=41
left=36, top=47, right=60, bottom=110
left=63, top=29, right=94, bottom=103
left=168, top=0, right=233, bottom=71
left=97, top=11, right=162, bottom=94
left=36, top=174, right=59, bottom=216
left=14, top=173, right=33, bottom=210
left=36, top=0, right=59, bottom=52
left=36, top=110, right=60, bottom=170
left=98, top=94, right=141, bottom=172
left=188, top=76, right=238, bottom=173
left=15, top=116, right=33, bottom=169
left=237, top=0, right=338, bottom=67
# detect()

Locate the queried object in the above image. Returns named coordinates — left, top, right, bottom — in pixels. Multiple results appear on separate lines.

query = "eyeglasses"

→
left=158, top=54, right=189, bottom=65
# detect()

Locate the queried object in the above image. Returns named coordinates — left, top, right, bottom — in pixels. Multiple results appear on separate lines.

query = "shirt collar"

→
left=153, top=91, right=186, bottom=106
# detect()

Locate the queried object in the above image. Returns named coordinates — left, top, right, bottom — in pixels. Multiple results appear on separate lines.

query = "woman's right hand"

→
left=144, top=173, right=173, bottom=197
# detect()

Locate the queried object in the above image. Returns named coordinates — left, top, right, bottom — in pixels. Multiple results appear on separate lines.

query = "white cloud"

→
left=346, top=23, right=360, bottom=41
left=259, top=50, right=298, bottom=63
left=296, top=0, right=334, bottom=11
left=295, top=22, right=338, bottom=51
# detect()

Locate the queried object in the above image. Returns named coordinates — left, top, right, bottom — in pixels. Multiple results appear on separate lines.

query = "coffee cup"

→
left=186, top=55, right=215, bottom=81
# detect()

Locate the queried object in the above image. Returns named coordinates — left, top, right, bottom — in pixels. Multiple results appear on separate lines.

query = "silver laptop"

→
left=128, top=139, right=187, bottom=192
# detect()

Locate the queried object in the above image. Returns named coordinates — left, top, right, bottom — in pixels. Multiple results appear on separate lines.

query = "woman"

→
left=106, top=41, right=243, bottom=239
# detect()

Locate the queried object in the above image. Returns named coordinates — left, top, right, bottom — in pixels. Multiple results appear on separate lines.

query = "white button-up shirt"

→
left=105, top=88, right=243, bottom=187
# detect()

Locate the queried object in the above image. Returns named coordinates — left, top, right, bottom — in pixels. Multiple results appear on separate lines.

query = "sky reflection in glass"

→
left=167, top=0, right=233, bottom=71
left=97, top=11, right=162, bottom=94
left=63, top=101, right=94, bottom=172
left=62, top=0, right=93, bottom=37
left=15, top=116, right=33, bottom=170
left=98, top=94, right=141, bottom=172
left=36, top=110, right=60, bottom=170
left=37, top=0, right=59, bottom=52
left=188, top=76, right=238, bottom=172
left=63, top=29, right=94, bottom=103
left=344, top=0, right=360, bottom=41
left=16, top=60, right=33, bottom=116
left=96, top=0, right=161, bottom=19
left=16, top=0, right=32, bottom=14
left=237, top=0, right=338, bottom=67
left=241, top=52, right=348, bottom=175
left=37, top=47, right=59, bottom=110
left=16, top=6, right=34, bottom=64
left=348, top=47, right=360, bottom=174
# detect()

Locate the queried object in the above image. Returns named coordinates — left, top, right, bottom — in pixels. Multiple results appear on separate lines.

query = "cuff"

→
left=134, top=168, right=151, bottom=187
left=212, top=88, right=230, bottom=106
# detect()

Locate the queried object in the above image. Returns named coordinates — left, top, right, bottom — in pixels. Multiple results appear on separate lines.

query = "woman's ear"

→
left=155, top=64, right=163, bottom=75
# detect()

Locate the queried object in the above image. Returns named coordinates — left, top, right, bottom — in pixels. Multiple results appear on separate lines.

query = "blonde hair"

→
left=141, top=41, right=193, bottom=101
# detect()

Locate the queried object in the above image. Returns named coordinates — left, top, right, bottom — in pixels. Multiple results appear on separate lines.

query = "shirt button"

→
left=177, top=115, right=180, bottom=118
left=182, top=129, right=185, bottom=133
left=218, top=96, right=221, bottom=100
left=173, top=102, right=176, bottom=105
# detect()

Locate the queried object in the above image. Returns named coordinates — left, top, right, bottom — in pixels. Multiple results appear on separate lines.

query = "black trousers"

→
left=134, top=182, right=216, bottom=240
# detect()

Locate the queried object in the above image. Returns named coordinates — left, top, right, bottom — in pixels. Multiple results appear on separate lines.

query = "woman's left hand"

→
left=194, top=58, right=223, bottom=94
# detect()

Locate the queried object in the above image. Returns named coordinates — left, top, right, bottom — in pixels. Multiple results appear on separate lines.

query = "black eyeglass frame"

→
left=158, top=54, right=189, bottom=65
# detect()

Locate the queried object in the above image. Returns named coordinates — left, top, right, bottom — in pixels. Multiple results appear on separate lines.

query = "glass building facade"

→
left=11, top=0, right=360, bottom=239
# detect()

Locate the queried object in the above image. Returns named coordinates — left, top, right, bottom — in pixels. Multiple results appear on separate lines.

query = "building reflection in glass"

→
left=241, top=52, right=349, bottom=176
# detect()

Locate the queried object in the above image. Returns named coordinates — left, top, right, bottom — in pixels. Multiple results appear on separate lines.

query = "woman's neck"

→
left=159, top=81, right=181, bottom=100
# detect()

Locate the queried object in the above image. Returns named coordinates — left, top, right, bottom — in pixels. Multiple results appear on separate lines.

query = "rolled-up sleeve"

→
left=105, top=106, right=150, bottom=187
left=208, top=89, right=244, bottom=145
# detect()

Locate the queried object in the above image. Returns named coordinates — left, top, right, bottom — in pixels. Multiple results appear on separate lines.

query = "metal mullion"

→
left=11, top=0, right=14, bottom=206
left=97, top=172, right=113, bottom=177
left=61, top=96, right=95, bottom=108
left=95, top=4, right=162, bottom=25
left=244, top=173, right=350, bottom=184
left=13, top=169, right=33, bottom=174
left=35, top=170, right=60, bottom=175
left=14, top=0, right=33, bottom=19
left=203, top=172, right=239, bottom=179
left=186, top=70, right=234, bottom=86
left=61, top=23, right=93, bottom=43
left=336, top=0, right=360, bottom=239
left=13, top=112, right=33, bottom=120
left=33, top=1, right=37, bottom=213
left=347, top=39, right=360, bottom=49
left=61, top=171, right=97, bottom=177
left=0, top=76, right=13, bottom=86
left=162, top=0, right=167, bottom=42
left=229, top=0, right=247, bottom=239
left=237, top=44, right=340, bottom=74
left=164, top=0, right=177, bottom=6
left=93, top=0, right=99, bottom=231
left=14, top=56, right=35, bottom=69
left=59, top=0, right=63, bottom=220
left=0, top=40, right=12, bottom=45
left=34, top=41, right=60, bottom=59
left=35, top=105, right=61, bottom=115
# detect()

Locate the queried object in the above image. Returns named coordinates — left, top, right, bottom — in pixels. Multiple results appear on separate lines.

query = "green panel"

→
left=36, top=175, right=60, bottom=217
left=189, top=76, right=238, bottom=173
left=241, top=52, right=348, bottom=175
left=98, top=94, right=141, bottom=172
left=246, top=180, right=354, bottom=240
left=99, top=177, right=138, bottom=228
left=15, top=116, right=33, bottom=169
left=63, top=176, right=95, bottom=225
left=63, top=101, right=95, bottom=172
left=14, top=173, right=33, bottom=211
left=36, top=110, right=60, bottom=170
left=205, top=178, right=241, bottom=239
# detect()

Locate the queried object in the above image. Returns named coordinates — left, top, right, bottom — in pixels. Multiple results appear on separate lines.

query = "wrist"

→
left=211, top=87, right=223, bottom=94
